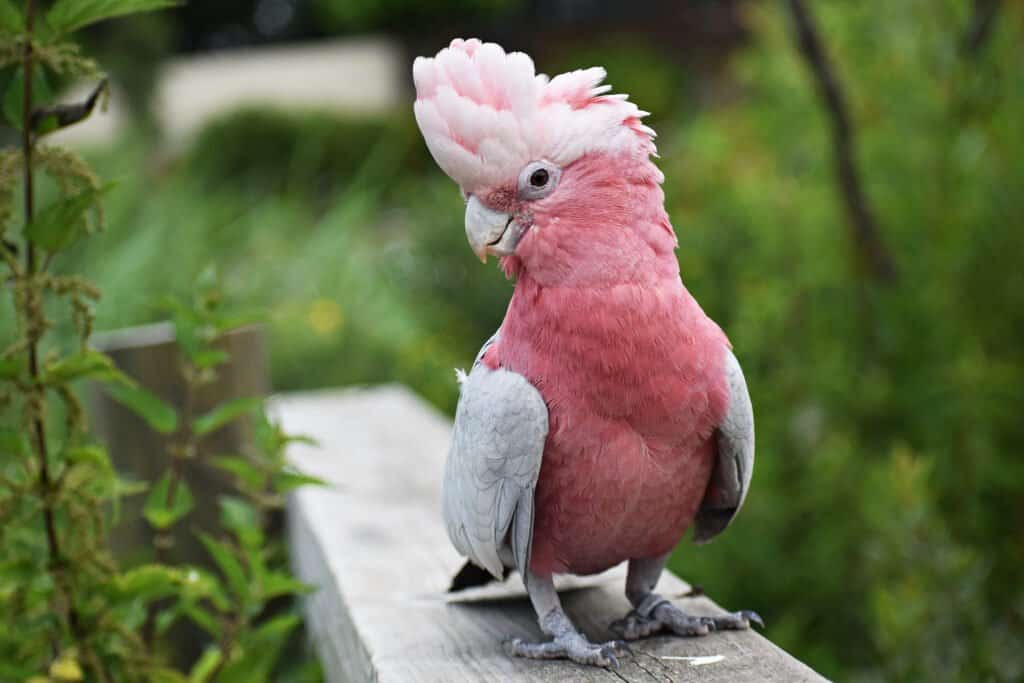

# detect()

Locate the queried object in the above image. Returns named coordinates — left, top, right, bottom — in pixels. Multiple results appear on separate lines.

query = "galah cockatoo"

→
left=413, top=38, right=760, bottom=667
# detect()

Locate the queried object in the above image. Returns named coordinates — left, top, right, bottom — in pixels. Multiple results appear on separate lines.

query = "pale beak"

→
left=464, top=195, right=521, bottom=263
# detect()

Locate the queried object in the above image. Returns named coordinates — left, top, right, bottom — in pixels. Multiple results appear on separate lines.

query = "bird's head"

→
left=413, top=39, right=671, bottom=286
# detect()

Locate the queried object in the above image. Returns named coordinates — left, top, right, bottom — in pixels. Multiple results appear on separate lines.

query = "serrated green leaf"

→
left=24, top=185, right=105, bottom=252
left=113, top=476, right=148, bottom=497
left=219, top=497, right=261, bottom=549
left=43, top=349, right=118, bottom=384
left=193, top=396, right=262, bottom=437
left=104, top=381, right=178, bottom=434
left=219, top=496, right=258, bottom=529
left=115, top=564, right=182, bottom=601
left=192, top=349, right=229, bottom=369
left=252, top=613, right=301, bottom=641
left=198, top=532, right=249, bottom=606
left=143, top=472, right=193, bottom=530
left=260, top=572, right=313, bottom=601
left=0, top=1, right=23, bottom=33
left=273, top=469, right=328, bottom=495
left=189, top=646, right=222, bottom=683
left=46, top=0, right=182, bottom=36
left=211, top=455, right=266, bottom=490
left=178, top=566, right=230, bottom=611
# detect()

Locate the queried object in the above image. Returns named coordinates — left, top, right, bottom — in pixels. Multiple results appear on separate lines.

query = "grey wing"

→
left=442, top=334, right=548, bottom=579
left=694, top=349, right=755, bottom=543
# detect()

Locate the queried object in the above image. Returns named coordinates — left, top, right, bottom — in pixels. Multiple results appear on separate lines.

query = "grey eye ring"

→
left=517, top=160, right=560, bottom=200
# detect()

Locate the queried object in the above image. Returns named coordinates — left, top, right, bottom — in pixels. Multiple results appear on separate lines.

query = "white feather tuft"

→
left=413, top=38, right=658, bottom=193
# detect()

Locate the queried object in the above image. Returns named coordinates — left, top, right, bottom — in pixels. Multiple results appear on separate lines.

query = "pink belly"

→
left=528, top=411, right=716, bottom=577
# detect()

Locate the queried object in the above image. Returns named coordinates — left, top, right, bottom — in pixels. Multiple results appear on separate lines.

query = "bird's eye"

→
left=518, top=161, right=560, bottom=200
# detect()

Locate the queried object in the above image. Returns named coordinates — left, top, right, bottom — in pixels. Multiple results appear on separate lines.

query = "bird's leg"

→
left=610, top=553, right=764, bottom=641
left=504, top=570, right=630, bottom=667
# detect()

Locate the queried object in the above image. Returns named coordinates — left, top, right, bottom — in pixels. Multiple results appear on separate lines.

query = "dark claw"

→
left=700, top=616, right=718, bottom=631
left=611, top=640, right=635, bottom=656
left=740, top=610, right=765, bottom=629
left=598, top=646, right=620, bottom=668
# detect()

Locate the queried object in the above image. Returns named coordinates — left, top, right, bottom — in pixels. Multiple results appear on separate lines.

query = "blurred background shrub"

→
left=5, top=0, right=1022, bottom=680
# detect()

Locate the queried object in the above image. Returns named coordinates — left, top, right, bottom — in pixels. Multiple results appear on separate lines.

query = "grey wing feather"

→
left=694, top=349, right=755, bottom=543
left=442, top=334, right=548, bottom=579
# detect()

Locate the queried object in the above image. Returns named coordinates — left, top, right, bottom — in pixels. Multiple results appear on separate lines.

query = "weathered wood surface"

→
left=275, top=385, right=828, bottom=682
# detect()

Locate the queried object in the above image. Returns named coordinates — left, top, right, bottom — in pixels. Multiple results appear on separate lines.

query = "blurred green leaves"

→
left=0, top=1, right=23, bottom=33
left=144, top=472, right=193, bottom=529
left=193, top=397, right=262, bottom=437
left=103, top=381, right=179, bottom=434
left=25, top=185, right=105, bottom=251
left=45, top=0, right=182, bottom=37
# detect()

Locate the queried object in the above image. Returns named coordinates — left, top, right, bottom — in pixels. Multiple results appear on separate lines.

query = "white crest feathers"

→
left=413, top=38, right=657, bottom=194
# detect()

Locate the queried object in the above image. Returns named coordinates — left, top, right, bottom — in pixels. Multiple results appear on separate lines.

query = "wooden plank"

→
left=274, top=386, right=827, bottom=683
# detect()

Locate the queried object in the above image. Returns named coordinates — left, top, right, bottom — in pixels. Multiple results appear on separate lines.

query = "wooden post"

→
left=275, top=385, right=828, bottom=682
left=89, top=322, right=269, bottom=563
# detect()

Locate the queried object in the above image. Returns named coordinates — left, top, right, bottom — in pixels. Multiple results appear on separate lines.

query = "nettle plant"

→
left=0, top=2, right=322, bottom=681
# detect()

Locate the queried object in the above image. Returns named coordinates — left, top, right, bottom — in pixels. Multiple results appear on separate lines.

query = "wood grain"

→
left=274, top=385, right=827, bottom=682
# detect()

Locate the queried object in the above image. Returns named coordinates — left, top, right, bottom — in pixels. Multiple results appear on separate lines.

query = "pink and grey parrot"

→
left=413, top=38, right=760, bottom=667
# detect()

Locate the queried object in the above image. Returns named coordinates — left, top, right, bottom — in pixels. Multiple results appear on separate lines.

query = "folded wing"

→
left=694, top=349, right=755, bottom=543
left=442, top=334, right=549, bottom=578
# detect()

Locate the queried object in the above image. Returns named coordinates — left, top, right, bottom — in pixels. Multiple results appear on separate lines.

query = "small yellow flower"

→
left=307, top=298, right=344, bottom=336
left=49, top=653, right=83, bottom=681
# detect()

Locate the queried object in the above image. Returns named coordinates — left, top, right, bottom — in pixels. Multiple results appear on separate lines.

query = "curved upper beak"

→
left=465, top=195, right=521, bottom=263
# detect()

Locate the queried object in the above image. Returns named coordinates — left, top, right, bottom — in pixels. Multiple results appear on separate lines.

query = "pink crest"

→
left=413, top=38, right=658, bottom=194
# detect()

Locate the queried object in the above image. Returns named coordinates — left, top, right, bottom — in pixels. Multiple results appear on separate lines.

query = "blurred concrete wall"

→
left=53, top=36, right=404, bottom=147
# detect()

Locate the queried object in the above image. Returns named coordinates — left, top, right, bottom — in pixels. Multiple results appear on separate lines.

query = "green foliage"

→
left=103, top=380, right=179, bottom=433
left=25, top=184, right=106, bottom=251
left=0, top=1, right=23, bottom=33
left=310, top=0, right=519, bottom=32
left=186, top=107, right=433, bottom=206
left=192, top=397, right=262, bottom=437
left=658, top=2, right=1024, bottom=680
left=0, top=2, right=323, bottom=681
left=144, top=472, right=194, bottom=529
left=45, top=0, right=183, bottom=37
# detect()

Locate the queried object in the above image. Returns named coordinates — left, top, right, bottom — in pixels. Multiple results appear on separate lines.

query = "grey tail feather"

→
left=449, top=560, right=509, bottom=592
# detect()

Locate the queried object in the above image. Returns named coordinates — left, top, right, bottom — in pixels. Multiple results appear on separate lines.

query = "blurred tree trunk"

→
left=786, top=0, right=897, bottom=283
left=962, top=0, right=1000, bottom=55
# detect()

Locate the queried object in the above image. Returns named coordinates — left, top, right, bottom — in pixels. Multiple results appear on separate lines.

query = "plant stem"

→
left=142, top=361, right=198, bottom=647
left=21, top=0, right=65, bottom=618
left=21, top=3, right=106, bottom=679
left=786, top=0, right=897, bottom=283
left=165, top=363, right=197, bottom=506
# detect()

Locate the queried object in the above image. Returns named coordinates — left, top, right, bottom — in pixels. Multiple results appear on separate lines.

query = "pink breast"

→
left=495, top=274, right=730, bottom=577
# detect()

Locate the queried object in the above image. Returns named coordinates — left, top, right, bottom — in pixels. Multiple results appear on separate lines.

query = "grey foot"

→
left=611, top=596, right=764, bottom=641
left=504, top=633, right=631, bottom=667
